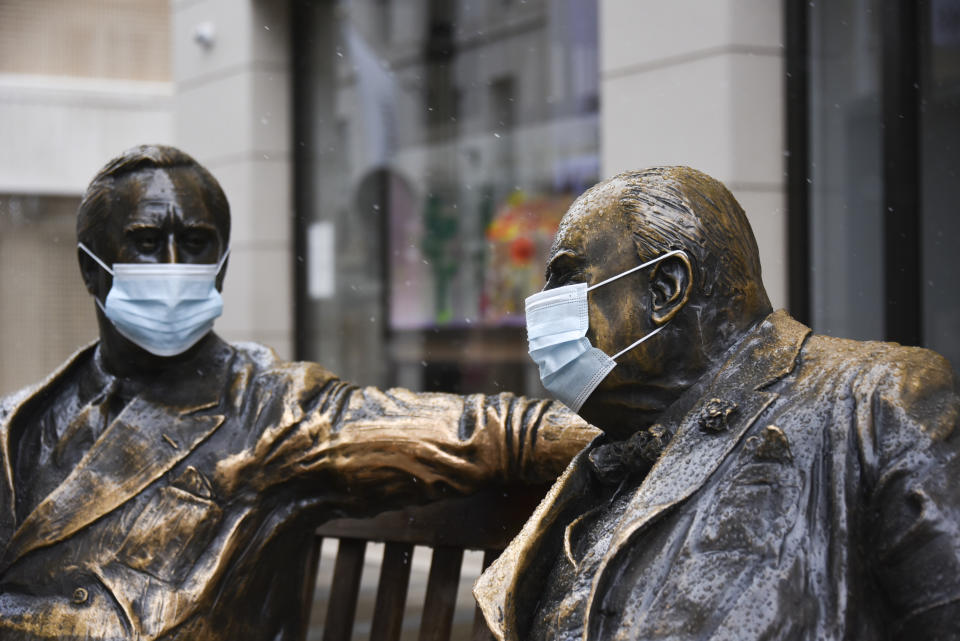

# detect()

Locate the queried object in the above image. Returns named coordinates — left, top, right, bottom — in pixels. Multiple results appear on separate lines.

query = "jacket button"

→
left=72, top=587, right=88, bottom=604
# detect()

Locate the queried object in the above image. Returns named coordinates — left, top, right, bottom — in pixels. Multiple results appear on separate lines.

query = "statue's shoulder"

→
left=229, top=341, right=284, bottom=369
left=0, top=342, right=97, bottom=426
left=803, top=332, right=955, bottom=386
left=228, top=341, right=340, bottom=391
left=801, top=333, right=957, bottom=437
left=0, top=386, right=32, bottom=425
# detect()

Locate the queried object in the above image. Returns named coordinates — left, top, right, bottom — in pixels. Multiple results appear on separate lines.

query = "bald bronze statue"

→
left=0, top=145, right=595, bottom=640
left=474, top=167, right=960, bottom=640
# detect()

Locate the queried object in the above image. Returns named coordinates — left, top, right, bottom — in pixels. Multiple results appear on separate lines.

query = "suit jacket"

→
left=475, top=310, right=960, bottom=641
left=0, top=336, right=594, bottom=641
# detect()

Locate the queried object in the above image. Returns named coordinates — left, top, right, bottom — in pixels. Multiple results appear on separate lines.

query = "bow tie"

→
left=587, top=423, right=673, bottom=486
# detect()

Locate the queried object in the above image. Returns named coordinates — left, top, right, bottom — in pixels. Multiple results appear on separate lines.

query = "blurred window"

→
left=921, top=0, right=960, bottom=374
left=808, top=0, right=884, bottom=341
left=806, top=0, right=960, bottom=372
left=293, top=0, right=599, bottom=397
left=0, top=0, right=169, bottom=81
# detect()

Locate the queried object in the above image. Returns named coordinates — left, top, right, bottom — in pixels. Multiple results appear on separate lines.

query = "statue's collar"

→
left=91, top=335, right=235, bottom=412
left=79, top=345, right=115, bottom=402
left=585, top=309, right=810, bottom=484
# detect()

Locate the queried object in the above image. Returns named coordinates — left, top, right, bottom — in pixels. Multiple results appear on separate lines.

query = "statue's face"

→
left=89, top=167, right=227, bottom=301
left=108, top=168, right=224, bottom=265
left=544, top=180, right=674, bottom=435
left=545, top=180, right=645, bottom=354
left=545, top=182, right=683, bottom=438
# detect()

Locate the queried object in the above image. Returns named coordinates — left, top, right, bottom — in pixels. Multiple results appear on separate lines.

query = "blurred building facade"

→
left=0, top=0, right=956, bottom=397
left=0, top=0, right=173, bottom=394
left=0, top=0, right=789, bottom=397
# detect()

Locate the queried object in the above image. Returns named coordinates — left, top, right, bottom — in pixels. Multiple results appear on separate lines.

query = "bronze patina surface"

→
left=0, top=146, right=597, bottom=640
left=475, top=167, right=960, bottom=641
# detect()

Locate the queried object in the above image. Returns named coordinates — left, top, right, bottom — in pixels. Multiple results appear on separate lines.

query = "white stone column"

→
left=599, top=0, right=787, bottom=309
left=171, top=0, right=293, bottom=358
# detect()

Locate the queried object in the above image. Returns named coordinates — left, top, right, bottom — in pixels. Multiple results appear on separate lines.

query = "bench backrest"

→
left=301, top=486, right=548, bottom=641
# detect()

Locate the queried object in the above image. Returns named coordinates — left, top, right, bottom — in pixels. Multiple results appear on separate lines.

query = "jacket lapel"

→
left=2, top=397, right=224, bottom=569
left=581, top=389, right=777, bottom=636
left=474, top=438, right=602, bottom=641
left=584, top=311, right=810, bottom=638
left=0, top=397, right=21, bottom=552
left=0, top=338, right=237, bottom=569
left=0, top=342, right=98, bottom=553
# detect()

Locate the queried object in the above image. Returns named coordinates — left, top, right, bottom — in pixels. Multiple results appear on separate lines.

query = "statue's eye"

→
left=554, top=270, right=579, bottom=287
left=545, top=253, right=584, bottom=289
left=181, top=230, right=213, bottom=255
left=132, top=231, right=161, bottom=254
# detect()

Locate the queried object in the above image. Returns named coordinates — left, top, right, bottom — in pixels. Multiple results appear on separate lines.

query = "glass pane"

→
left=295, top=0, right=599, bottom=395
left=808, top=0, right=885, bottom=342
left=0, top=195, right=98, bottom=395
left=922, top=0, right=960, bottom=372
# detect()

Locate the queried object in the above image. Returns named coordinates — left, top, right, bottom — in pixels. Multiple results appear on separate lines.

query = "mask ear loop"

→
left=78, top=243, right=114, bottom=315
left=216, top=247, right=231, bottom=273
left=610, top=324, right=666, bottom=360
left=585, top=249, right=688, bottom=361
left=78, top=242, right=114, bottom=276
left=586, top=249, right=687, bottom=292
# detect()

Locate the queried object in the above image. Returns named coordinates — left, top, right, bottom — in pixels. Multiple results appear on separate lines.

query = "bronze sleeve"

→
left=864, top=350, right=960, bottom=639
left=230, top=366, right=597, bottom=513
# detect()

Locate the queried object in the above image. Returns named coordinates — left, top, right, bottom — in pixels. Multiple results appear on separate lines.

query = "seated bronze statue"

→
left=0, top=145, right=595, bottom=640
left=474, top=166, right=960, bottom=641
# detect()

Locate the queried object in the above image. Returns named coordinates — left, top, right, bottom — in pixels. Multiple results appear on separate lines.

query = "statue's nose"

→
left=164, top=235, right=180, bottom=263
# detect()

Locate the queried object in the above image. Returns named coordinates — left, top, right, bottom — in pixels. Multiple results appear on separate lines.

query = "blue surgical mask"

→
left=524, top=250, right=686, bottom=411
left=79, top=242, right=229, bottom=357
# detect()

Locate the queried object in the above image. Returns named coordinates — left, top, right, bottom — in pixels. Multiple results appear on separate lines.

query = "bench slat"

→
left=300, top=536, right=324, bottom=641
left=369, top=541, right=415, bottom=641
left=321, top=538, right=367, bottom=641
left=417, top=546, right=464, bottom=641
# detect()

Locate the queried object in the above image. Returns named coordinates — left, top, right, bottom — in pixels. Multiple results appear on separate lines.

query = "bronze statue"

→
left=474, top=166, right=960, bottom=640
left=0, top=145, right=596, bottom=640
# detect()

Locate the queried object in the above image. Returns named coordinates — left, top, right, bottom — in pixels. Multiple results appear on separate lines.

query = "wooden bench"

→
left=301, top=485, right=548, bottom=641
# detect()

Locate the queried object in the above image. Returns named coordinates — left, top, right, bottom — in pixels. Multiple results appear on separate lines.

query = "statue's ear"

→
left=78, top=247, right=104, bottom=299
left=650, top=252, right=692, bottom=325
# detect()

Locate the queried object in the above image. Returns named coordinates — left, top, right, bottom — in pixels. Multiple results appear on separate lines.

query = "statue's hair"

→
left=76, top=144, right=230, bottom=251
left=610, top=166, right=770, bottom=311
